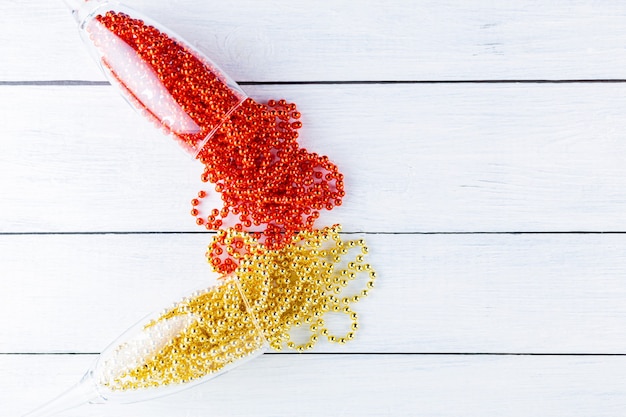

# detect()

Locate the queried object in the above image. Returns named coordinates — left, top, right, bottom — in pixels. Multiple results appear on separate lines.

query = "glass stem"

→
left=22, top=373, right=102, bottom=417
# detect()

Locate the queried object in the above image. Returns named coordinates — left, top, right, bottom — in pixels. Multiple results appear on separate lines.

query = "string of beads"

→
left=95, top=11, right=243, bottom=152
left=94, top=11, right=345, bottom=274
left=103, top=226, right=375, bottom=390
left=92, top=10, right=376, bottom=393
left=221, top=224, right=375, bottom=351
left=197, top=98, right=345, bottom=273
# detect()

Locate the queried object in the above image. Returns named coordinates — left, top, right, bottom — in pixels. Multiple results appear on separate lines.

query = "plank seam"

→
left=2, top=352, right=626, bottom=356
left=2, top=231, right=626, bottom=236
left=4, top=79, right=626, bottom=86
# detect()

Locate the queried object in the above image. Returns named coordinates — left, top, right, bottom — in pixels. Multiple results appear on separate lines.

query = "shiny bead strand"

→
left=89, top=9, right=374, bottom=395
left=101, top=278, right=265, bottom=391
left=102, top=226, right=375, bottom=391
left=93, top=12, right=345, bottom=272
left=219, top=225, right=376, bottom=351
left=196, top=98, right=345, bottom=274
left=95, top=12, right=243, bottom=151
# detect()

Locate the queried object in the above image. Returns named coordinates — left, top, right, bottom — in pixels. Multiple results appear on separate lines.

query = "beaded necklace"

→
left=93, top=11, right=345, bottom=274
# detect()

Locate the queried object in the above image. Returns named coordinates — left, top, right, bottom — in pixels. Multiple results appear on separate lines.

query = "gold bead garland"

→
left=100, top=278, right=265, bottom=391
left=228, top=225, right=376, bottom=352
left=93, top=12, right=346, bottom=262
left=102, top=225, right=375, bottom=391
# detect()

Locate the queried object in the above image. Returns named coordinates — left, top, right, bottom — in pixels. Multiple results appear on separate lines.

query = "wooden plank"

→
left=3, top=233, right=626, bottom=354
left=3, top=1, right=626, bottom=82
left=4, top=354, right=626, bottom=417
left=2, top=83, right=626, bottom=233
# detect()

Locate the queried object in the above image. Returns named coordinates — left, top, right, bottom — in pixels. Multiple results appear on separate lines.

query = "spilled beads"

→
left=230, top=225, right=375, bottom=352
left=101, top=226, right=375, bottom=390
left=89, top=9, right=375, bottom=393
left=92, top=11, right=345, bottom=273
left=197, top=98, right=345, bottom=272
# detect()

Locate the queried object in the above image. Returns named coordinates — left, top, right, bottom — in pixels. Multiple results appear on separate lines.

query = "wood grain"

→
left=4, top=354, right=626, bottom=417
left=3, top=233, right=626, bottom=354
left=2, top=1, right=626, bottom=82
left=2, top=83, right=626, bottom=233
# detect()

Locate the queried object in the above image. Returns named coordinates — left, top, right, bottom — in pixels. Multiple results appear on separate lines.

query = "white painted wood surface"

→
left=4, top=0, right=626, bottom=81
left=4, top=233, right=626, bottom=354
left=4, top=354, right=626, bottom=417
left=4, top=83, right=626, bottom=232
left=2, top=1, right=626, bottom=416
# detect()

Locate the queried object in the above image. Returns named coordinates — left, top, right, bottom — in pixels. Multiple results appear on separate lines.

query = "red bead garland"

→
left=94, top=11, right=244, bottom=154
left=195, top=98, right=345, bottom=272
left=95, top=11, right=345, bottom=274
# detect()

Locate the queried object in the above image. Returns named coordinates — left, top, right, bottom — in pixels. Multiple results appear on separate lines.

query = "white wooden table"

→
left=2, top=1, right=626, bottom=416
